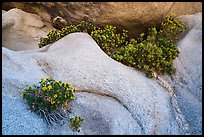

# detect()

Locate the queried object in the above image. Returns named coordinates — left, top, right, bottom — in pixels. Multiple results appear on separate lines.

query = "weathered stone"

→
left=2, top=9, right=202, bottom=135
left=2, top=8, right=53, bottom=51
left=157, top=12, right=202, bottom=135
left=52, top=16, right=68, bottom=30
left=2, top=2, right=202, bottom=37
left=1, top=32, right=180, bottom=135
left=169, top=2, right=202, bottom=15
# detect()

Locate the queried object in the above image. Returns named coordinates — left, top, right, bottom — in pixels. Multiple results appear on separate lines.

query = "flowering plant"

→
left=69, top=116, right=84, bottom=132
left=38, top=15, right=187, bottom=78
left=21, top=77, right=83, bottom=130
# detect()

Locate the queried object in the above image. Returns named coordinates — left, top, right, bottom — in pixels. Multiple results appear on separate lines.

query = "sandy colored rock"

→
left=2, top=2, right=202, bottom=37
left=52, top=16, right=68, bottom=30
left=2, top=8, right=53, bottom=51
left=169, top=2, right=202, bottom=15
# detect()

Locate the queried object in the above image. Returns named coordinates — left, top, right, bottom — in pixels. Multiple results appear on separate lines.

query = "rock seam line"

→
left=76, top=89, right=145, bottom=134
left=155, top=75, right=190, bottom=134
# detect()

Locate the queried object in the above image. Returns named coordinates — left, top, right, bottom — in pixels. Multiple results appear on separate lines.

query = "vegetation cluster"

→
left=38, top=15, right=187, bottom=78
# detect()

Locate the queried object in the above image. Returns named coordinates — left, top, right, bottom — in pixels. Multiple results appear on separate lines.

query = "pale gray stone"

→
left=2, top=9, right=202, bottom=135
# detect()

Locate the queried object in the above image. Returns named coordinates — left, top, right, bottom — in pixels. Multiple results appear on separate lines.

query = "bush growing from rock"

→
left=68, top=116, right=84, bottom=132
left=21, top=77, right=83, bottom=131
left=159, top=14, right=188, bottom=42
left=38, top=15, right=187, bottom=78
left=38, top=21, right=96, bottom=48
left=91, top=25, right=128, bottom=56
left=111, top=27, right=180, bottom=78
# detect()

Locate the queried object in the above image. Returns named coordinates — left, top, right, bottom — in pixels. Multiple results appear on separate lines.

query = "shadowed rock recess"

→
left=2, top=8, right=202, bottom=135
left=2, top=2, right=202, bottom=37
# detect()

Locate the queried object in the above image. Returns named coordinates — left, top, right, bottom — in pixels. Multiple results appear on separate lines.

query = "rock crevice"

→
left=77, top=89, right=145, bottom=133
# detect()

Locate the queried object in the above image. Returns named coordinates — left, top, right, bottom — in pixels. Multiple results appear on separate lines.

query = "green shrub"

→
left=21, top=77, right=83, bottom=131
left=68, top=116, right=84, bottom=132
left=111, top=27, right=179, bottom=78
left=38, top=21, right=96, bottom=48
left=91, top=25, right=129, bottom=56
left=38, top=14, right=187, bottom=78
left=159, top=14, right=188, bottom=42
left=76, top=21, right=96, bottom=34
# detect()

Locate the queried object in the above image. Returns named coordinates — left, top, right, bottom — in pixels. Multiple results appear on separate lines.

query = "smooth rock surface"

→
left=158, top=12, right=202, bottom=135
left=2, top=9, right=202, bottom=135
left=2, top=32, right=180, bottom=135
left=2, top=8, right=53, bottom=51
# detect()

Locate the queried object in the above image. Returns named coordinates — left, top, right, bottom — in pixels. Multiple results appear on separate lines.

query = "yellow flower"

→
left=21, top=91, right=25, bottom=97
left=70, top=96, right=75, bottom=100
left=42, top=86, right=47, bottom=91
left=41, top=77, right=45, bottom=82
left=53, top=94, right=57, bottom=99
left=48, top=85, right=52, bottom=90
left=54, top=80, right=58, bottom=83
left=71, top=88, right=76, bottom=93
left=51, top=100, right=55, bottom=105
